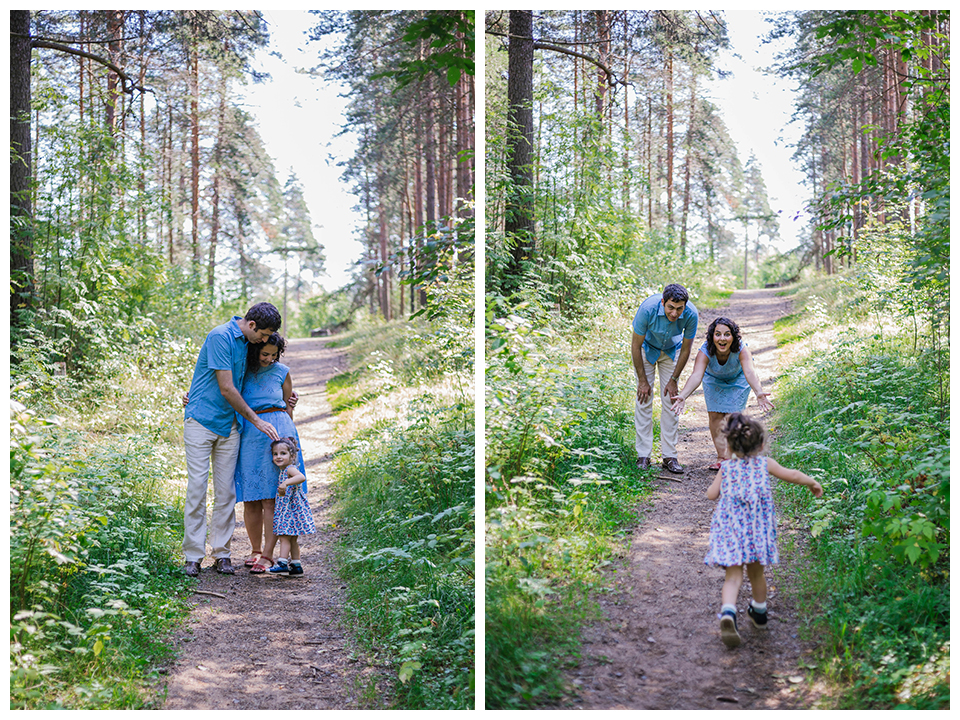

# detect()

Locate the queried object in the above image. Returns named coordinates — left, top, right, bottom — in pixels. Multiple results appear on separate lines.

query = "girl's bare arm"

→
left=283, top=465, right=306, bottom=486
left=767, top=458, right=823, bottom=497
left=706, top=469, right=722, bottom=500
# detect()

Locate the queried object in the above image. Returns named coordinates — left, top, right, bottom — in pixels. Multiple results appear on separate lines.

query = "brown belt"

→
left=255, top=407, right=286, bottom=414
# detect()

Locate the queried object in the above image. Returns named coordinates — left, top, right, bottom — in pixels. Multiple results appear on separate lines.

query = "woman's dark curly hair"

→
left=705, top=316, right=742, bottom=356
left=246, top=331, right=286, bottom=373
left=720, top=412, right=766, bottom=458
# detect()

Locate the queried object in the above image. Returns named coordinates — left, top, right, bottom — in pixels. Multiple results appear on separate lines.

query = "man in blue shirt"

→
left=182, top=302, right=283, bottom=577
left=631, top=284, right=698, bottom=473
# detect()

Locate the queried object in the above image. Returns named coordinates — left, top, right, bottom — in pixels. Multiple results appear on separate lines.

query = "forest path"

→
left=559, top=287, right=827, bottom=710
left=163, top=338, right=369, bottom=710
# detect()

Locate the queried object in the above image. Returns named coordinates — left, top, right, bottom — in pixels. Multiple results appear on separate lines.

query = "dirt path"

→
left=559, top=287, right=826, bottom=710
left=163, top=337, right=370, bottom=710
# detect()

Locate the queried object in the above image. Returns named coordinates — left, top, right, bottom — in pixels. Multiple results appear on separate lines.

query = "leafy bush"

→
left=484, top=298, right=653, bottom=708
left=333, top=397, right=475, bottom=709
left=10, top=403, right=192, bottom=709
left=773, top=332, right=949, bottom=709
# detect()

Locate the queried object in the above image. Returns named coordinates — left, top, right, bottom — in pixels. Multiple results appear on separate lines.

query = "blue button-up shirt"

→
left=632, top=294, right=699, bottom=365
left=184, top=316, right=248, bottom=436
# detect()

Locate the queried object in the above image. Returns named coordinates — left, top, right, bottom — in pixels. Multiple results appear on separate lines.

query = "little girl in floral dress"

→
left=705, top=413, right=823, bottom=647
left=267, top=437, right=316, bottom=577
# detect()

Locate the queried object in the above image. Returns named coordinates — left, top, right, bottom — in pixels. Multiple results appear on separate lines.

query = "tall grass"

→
left=10, top=320, right=199, bottom=709
left=484, top=295, right=656, bottom=709
left=10, top=405, right=193, bottom=709
left=326, top=272, right=475, bottom=709
left=770, top=271, right=948, bottom=709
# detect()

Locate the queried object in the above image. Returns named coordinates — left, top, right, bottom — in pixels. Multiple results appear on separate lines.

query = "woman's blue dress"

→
left=700, top=341, right=751, bottom=413
left=235, top=362, right=306, bottom=502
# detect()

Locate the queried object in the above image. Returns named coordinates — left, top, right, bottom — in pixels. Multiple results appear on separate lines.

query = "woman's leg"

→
left=721, top=564, right=744, bottom=606
left=243, top=501, right=263, bottom=558
left=261, top=498, right=277, bottom=559
left=708, top=411, right=729, bottom=460
left=745, top=562, right=767, bottom=603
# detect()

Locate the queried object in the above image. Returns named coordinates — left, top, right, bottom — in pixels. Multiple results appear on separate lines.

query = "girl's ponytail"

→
left=721, top=412, right=765, bottom=457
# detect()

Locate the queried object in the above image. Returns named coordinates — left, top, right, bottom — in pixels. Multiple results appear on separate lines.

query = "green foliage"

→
left=484, top=296, right=653, bottom=708
left=388, top=10, right=475, bottom=87
left=10, top=404, right=192, bottom=709
left=334, top=398, right=474, bottom=709
left=773, top=330, right=948, bottom=708
left=327, top=253, right=475, bottom=708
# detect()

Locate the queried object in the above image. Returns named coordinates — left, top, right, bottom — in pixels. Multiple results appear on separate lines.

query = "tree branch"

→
left=27, top=37, right=147, bottom=95
left=484, top=28, right=621, bottom=84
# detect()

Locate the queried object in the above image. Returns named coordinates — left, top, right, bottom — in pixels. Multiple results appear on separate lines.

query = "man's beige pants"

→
left=634, top=350, right=679, bottom=460
left=183, top=417, right=239, bottom=562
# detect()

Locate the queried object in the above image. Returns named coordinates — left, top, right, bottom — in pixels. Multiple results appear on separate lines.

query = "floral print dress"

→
left=272, top=467, right=316, bottom=537
left=704, top=455, right=779, bottom=567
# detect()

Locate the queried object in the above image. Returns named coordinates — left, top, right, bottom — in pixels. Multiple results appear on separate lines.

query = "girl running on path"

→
left=267, top=437, right=316, bottom=577
left=704, top=413, right=823, bottom=648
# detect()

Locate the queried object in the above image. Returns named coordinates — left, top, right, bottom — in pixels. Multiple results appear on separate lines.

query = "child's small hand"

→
left=278, top=482, right=287, bottom=497
left=808, top=479, right=824, bottom=498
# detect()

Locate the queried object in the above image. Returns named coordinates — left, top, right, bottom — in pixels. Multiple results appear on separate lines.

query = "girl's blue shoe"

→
left=268, top=559, right=289, bottom=575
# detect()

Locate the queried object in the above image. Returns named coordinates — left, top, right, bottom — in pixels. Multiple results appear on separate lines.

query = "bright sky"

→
left=239, top=9, right=807, bottom=291
left=238, top=9, right=364, bottom=293
left=708, top=10, right=809, bottom=251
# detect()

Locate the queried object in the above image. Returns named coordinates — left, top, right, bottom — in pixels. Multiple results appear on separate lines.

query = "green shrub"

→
left=334, top=397, right=475, bottom=709
left=773, top=332, right=949, bottom=709
left=10, top=403, right=192, bottom=709
left=484, top=298, right=653, bottom=708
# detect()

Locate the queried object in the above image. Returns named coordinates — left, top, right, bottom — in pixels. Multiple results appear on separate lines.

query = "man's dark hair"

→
left=244, top=302, right=281, bottom=332
left=705, top=317, right=743, bottom=356
left=662, top=284, right=689, bottom=304
left=246, top=332, right=286, bottom=373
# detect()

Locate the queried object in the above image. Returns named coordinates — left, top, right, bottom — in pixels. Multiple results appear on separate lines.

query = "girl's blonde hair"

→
left=720, top=412, right=766, bottom=457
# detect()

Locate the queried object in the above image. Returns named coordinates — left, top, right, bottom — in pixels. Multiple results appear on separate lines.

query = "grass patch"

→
left=329, top=284, right=475, bottom=710
left=10, top=406, right=194, bottom=709
left=334, top=401, right=474, bottom=709
left=773, top=312, right=812, bottom=346
left=771, top=331, right=948, bottom=709
left=485, top=302, right=654, bottom=708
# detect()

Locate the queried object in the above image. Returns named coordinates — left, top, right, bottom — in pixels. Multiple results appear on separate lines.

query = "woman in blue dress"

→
left=234, top=333, right=306, bottom=573
left=670, top=317, right=773, bottom=469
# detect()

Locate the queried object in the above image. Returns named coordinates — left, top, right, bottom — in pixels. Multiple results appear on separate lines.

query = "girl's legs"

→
left=708, top=411, right=729, bottom=461
left=242, top=501, right=263, bottom=560
left=261, top=498, right=277, bottom=560
left=276, top=536, right=291, bottom=560
left=721, top=564, right=744, bottom=606
left=289, top=536, right=300, bottom=561
left=745, top=562, right=767, bottom=603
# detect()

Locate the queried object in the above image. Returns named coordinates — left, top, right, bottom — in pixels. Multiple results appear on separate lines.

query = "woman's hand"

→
left=808, top=479, right=824, bottom=498
left=182, top=392, right=189, bottom=407
left=671, top=395, right=686, bottom=416
left=756, top=392, right=774, bottom=412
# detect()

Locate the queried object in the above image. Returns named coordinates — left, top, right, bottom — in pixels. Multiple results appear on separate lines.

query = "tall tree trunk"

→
left=11, top=10, right=34, bottom=329
left=680, top=50, right=698, bottom=258
left=423, top=60, right=437, bottom=228
left=504, top=10, right=535, bottom=285
left=665, top=48, right=674, bottom=227
left=208, top=67, right=227, bottom=293
left=105, top=10, right=124, bottom=135
left=190, top=41, right=201, bottom=269
left=377, top=174, right=391, bottom=321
